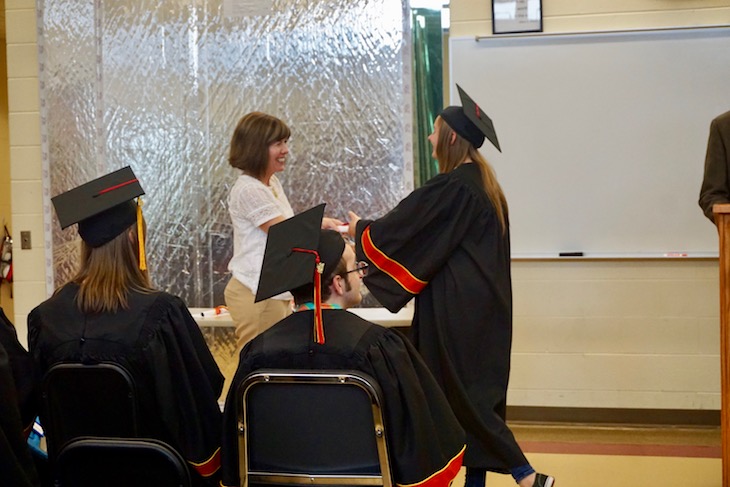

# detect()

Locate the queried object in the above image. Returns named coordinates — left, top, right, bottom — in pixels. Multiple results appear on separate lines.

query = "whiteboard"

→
left=449, top=27, right=730, bottom=258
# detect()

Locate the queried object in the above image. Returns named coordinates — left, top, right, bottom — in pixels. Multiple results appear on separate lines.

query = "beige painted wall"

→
left=6, top=0, right=730, bottom=409
left=0, top=3, right=13, bottom=318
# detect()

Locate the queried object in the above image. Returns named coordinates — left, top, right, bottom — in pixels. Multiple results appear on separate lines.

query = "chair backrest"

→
left=238, top=369, right=393, bottom=487
left=41, top=362, right=139, bottom=460
left=54, top=437, right=192, bottom=487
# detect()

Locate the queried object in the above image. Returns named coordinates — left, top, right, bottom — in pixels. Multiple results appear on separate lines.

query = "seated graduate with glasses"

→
left=28, top=167, right=224, bottom=486
left=220, top=204, right=466, bottom=487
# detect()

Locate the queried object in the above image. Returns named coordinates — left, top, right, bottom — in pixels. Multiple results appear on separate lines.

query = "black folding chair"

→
left=41, top=362, right=139, bottom=462
left=54, top=436, right=191, bottom=487
left=237, top=369, right=393, bottom=487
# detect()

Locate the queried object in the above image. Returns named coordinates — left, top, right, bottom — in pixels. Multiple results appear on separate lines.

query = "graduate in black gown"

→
left=28, top=167, right=224, bottom=486
left=347, top=86, right=555, bottom=487
left=1, top=307, right=40, bottom=487
left=220, top=206, right=466, bottom=487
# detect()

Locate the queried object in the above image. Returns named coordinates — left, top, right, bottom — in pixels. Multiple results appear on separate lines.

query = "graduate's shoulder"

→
left=249, top=309, right=396, bottom=350
left=263, top=310, right=309, bottom=337
left=422, top=163, right=483, bottom=194
left=316, top=309, right=394, bottom=350
left=126, top=290, right=198, bottom=331
left=28, top=282, right=80, bottom=323
left=339, top=310, right=409, bottom=346
left=335, top=309, right=388, bottom=334
left=452, top=162, right=485, bottom=187
left=143, top=289, right=186, bottom=309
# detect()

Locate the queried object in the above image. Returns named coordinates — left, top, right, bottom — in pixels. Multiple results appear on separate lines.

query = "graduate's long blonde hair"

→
left=434, top=116, right=508, bottom=233
left=70, top=224, right=154, bottom=313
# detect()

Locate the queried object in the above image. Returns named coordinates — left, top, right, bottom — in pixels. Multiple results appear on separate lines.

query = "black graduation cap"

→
left=51, top=166, right=147, bottom=268
left=256, top=204, right=346, bottom=344
left=439, top=84, right=501, bottom=152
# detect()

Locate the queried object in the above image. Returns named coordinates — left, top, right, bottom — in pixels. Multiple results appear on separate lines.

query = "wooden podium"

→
left=714, top=203, right=730, bottom=486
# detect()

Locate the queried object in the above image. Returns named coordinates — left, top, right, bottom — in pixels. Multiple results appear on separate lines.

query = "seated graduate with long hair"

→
left=28, top=167, right=224, bottom=486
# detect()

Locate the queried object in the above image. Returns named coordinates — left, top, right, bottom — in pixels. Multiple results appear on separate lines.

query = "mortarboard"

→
left=439, top=84, right=501, bottom=152
left=51, top=166, right=148, bottom=269
left=256, top=204, right=346, bottom=344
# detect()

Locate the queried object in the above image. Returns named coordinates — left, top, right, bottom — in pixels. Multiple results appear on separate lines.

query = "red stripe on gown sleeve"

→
left=361, top=226, right=427, bottom=295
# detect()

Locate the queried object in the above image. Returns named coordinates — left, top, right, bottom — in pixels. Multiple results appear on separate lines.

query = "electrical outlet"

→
left=20, top=231, right=31, bottom=249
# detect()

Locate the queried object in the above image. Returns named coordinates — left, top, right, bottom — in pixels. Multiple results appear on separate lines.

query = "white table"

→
left=190, top=306, right=413, bottom=328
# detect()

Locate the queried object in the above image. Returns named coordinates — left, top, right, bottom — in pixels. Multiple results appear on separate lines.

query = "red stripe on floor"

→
left=520, top=441, right=721, bottom=458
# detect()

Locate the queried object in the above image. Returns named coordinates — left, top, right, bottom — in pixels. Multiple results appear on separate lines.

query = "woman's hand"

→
left=347, top=211, right=360, bottom=239
left=321, top=217, right=345, bottom=230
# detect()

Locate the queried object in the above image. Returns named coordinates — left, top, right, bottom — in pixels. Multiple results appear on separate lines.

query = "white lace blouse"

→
left=227, top=174, right=294, bottom=299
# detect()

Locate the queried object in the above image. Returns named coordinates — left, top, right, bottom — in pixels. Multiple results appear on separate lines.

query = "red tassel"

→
left=291, top=247, right=326, bottom=344
left=313, top=262, right=325, bottom=344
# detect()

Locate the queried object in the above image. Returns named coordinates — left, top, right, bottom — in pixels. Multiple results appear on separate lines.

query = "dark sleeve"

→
left=699, top=115, right=730, bottom=222
left=0, top=307, right=40, bottom=428
left=27, top=307, right=49, bottom=377
left=355, top=174, right=486, bottom=312
left=170, top=297, right=225, bottom=396
left=140, top=298, right=224, bottom=484
left=0, top=343, right=40, bottom=487
left=363, top=329, right=465, bottom=487
left=220, top=343, right=256, bottom=487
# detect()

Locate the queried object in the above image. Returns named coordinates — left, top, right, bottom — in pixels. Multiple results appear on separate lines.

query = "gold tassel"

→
left=137, top=198, right=147, bottom=271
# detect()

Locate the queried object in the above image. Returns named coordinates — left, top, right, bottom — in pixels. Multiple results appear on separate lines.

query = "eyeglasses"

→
left=344, top=261, right=369, bottom=278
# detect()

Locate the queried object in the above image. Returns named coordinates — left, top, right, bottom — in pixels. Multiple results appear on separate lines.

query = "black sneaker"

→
left=533, top=473, right=554, bottom=487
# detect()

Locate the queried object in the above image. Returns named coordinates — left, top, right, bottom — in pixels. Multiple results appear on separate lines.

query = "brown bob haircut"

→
left=228, top=112, right=291, bottom=180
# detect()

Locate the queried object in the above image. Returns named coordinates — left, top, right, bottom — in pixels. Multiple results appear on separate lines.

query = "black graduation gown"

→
left=354, top=163, right=526, bottom=471
left=220, top=309, right=466, bottom=487
left=1, top=307, right=40, bottom=434
left=0, top=308, right=40, bottom=487
left=27, top=284, right=224, bottom=485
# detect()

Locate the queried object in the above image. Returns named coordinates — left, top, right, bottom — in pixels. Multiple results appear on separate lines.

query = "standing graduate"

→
left=220, top=205, right=466, bottom=487
left=28, top=167, right=224, bottom=486
left=348, top=86, right=554, bottom=487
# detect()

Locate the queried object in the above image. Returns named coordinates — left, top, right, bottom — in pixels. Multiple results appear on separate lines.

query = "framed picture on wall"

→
left=492, top=0, right=542, bottom=34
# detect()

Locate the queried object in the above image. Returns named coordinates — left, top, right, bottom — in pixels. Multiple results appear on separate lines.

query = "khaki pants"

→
left=224, top=277, right=291, bottom=351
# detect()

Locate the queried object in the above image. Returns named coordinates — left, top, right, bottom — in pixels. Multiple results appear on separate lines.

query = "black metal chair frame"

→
left=237, top=369, right=393, bottom=487
left=54, top=436, right=191, bottom=487
left=41, top=362, right=139, bottom=462
left=42, top=361, right=191, bottom=486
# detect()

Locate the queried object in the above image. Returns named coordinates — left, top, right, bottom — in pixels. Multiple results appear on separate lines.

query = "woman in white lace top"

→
left=225, top=112, right=342, bottom=350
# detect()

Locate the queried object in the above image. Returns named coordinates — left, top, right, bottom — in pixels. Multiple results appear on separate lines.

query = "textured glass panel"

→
left=39, top=0, right=411, bottom=308
left=42, top=1, right=99, bottom=286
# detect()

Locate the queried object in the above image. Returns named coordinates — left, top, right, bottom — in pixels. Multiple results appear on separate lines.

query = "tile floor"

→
left=454, top=422, right=722, bottom=487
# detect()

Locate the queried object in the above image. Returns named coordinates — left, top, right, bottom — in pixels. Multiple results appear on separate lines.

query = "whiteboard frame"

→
left=449, top=26, right=730, bottom=259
